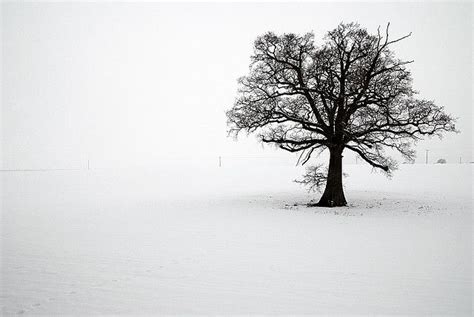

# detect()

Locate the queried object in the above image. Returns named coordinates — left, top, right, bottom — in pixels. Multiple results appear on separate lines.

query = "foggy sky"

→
left=2, top=2, right=472, bottom=169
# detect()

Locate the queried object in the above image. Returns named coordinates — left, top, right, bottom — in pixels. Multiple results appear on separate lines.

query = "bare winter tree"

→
left=226, top=22, right=456, bottom=207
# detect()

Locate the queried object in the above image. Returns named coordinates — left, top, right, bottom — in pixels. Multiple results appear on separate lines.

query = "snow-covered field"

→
left=1, top=162, right=472, bottom=315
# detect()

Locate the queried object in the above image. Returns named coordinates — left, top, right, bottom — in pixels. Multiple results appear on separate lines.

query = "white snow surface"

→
left=1, top=162, right=472, bottom=315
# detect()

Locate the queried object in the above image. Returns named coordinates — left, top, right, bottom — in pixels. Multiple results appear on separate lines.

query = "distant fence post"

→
left=219, top=156, right=222, bottom=167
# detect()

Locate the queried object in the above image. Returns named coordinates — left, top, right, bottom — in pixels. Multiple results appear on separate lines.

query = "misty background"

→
left=1, top=2, right=472, bottom=169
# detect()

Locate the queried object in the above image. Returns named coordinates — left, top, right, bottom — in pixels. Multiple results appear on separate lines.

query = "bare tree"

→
left=226, top=22, right=456, bottom=207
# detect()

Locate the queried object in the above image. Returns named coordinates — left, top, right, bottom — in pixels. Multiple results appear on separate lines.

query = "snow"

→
left=1, top=162, right=472, bottom=315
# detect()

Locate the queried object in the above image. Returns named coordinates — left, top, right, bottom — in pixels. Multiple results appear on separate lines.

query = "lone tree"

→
left=227, top=23, right=456, bottom=207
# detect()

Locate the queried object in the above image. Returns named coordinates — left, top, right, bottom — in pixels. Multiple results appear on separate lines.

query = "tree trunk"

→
left=317, top=147, right=347, bottom=207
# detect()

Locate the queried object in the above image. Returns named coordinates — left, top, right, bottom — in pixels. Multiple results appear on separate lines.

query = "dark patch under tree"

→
left=226, top=23, right=456, bottom=207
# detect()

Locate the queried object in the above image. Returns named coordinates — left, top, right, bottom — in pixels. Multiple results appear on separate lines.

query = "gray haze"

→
left=1, top=2, right=472, bottom=169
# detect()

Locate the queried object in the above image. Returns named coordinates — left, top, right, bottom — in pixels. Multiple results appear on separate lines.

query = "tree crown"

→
left=227, top=22, right=456, bottom=173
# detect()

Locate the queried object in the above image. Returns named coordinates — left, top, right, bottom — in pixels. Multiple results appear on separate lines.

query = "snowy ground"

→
left=1, top=162, right=472, bottom=315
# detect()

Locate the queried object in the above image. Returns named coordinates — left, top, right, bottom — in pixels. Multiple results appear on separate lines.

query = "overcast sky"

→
left=2, top=1, right=472, bottom=169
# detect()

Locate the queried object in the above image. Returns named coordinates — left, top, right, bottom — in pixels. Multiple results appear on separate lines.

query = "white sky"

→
left=1, top=1, right=472, bottom=168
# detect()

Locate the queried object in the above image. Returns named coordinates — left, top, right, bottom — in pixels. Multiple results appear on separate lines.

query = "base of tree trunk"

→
left=306, top=201, right=347, bottom=208
left=314, top=198, right=347, bottom=207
